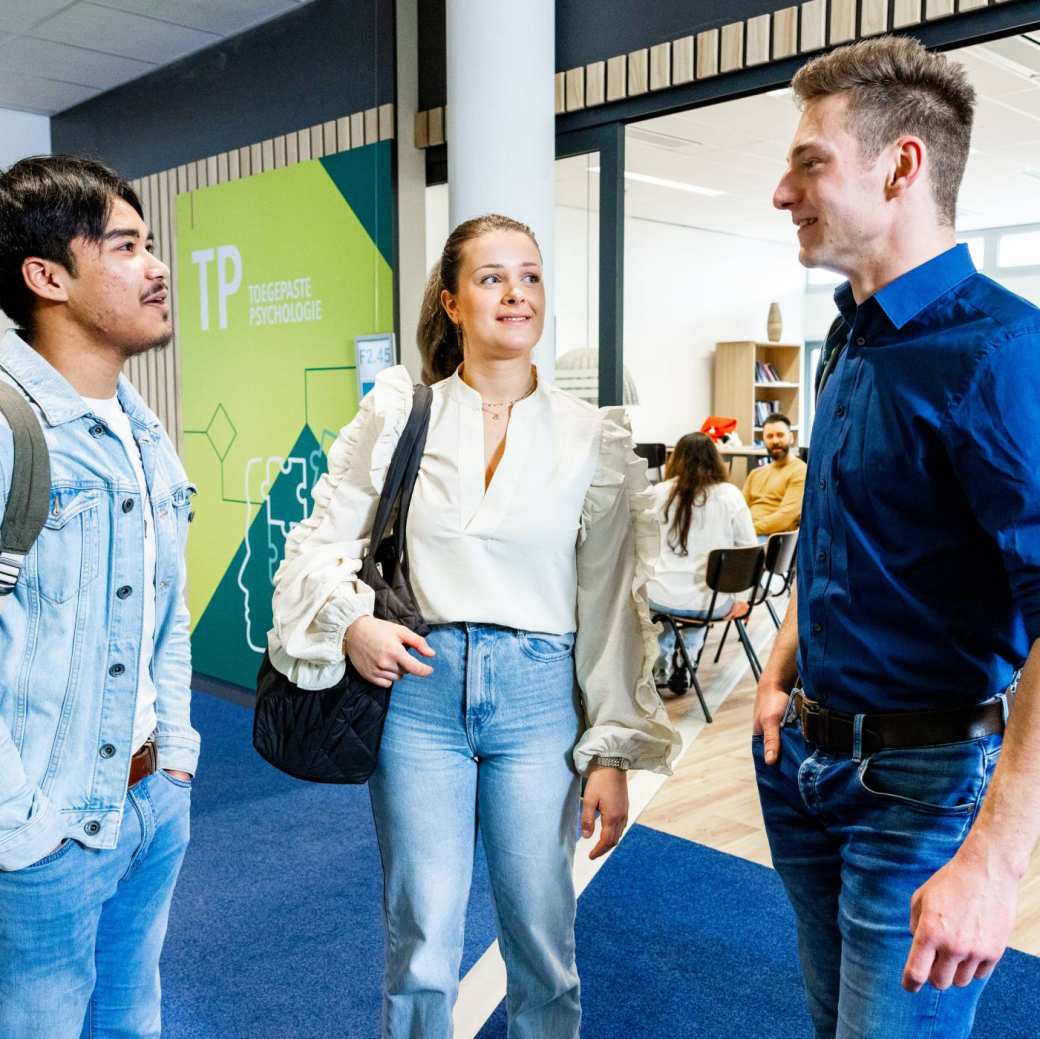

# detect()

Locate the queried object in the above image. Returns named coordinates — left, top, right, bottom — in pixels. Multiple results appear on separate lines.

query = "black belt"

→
left=791, top=690, right=1010, bottom=756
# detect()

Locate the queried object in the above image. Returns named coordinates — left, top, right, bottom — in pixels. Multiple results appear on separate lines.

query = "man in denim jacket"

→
left=0, top=156, right=199, bottom=1037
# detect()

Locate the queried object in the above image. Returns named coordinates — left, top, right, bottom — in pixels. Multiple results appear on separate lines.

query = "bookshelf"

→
left=713, top=339, right=803, bottom=463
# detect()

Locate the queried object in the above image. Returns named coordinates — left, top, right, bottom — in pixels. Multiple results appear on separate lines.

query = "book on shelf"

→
left=755, top=360, right=782, bottom=382
left=754, top=399, right=782, bottom=426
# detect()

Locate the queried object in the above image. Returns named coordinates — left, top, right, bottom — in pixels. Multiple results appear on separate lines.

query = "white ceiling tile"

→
left=0, top=0, right=76, bottom=36
left=0, top=71, right=98, bottom=115
left=0, top=36, right=154, bottom=89
left=93, top=0, right=300, bottom=36
left=33, top=3, right=218, bottom=63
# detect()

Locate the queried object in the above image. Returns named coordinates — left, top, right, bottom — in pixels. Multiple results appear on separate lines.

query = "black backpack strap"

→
left=0, top=382, right=50, bottom=595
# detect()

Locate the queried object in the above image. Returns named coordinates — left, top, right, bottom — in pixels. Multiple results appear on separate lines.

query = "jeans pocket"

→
left=158, top=769, right=193, bottom=790
left=25, top=838, right=76, bottom=869
left=518, top=631, right=576, bottom=663
left=856, top=738, right=987, bottom=816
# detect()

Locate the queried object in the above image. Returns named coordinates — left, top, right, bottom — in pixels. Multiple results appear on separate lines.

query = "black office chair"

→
left=761, top=530, right=798, bottom=628
left=713, top=530, right=798, bottom=667
left=634, top=442, right=667, bottom=482
left=652, top=544, right=766, bottom=722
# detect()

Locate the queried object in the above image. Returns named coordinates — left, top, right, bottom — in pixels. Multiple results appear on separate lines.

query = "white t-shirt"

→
left=83, top=395, right=157, bottom=754
left=647, top=478, right=758, bottom=612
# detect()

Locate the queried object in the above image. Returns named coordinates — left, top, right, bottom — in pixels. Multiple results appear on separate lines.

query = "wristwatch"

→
left=592, top=755, right=630, bottom=771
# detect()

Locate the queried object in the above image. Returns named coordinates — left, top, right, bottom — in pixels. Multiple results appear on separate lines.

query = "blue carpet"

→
left=478, top=826, right=1040, bottom=1038
left=161, top=691, right=498, bottom=1039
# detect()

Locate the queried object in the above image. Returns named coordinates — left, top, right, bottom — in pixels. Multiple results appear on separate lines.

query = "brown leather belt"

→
left=791, top=690, right=1010, bottom=756
left=128, top=739, right=158, bottom=789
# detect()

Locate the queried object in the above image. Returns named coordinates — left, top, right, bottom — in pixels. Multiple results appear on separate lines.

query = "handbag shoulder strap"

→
left=366, top=384, right=433, bottom=552
left=0, top=380, right=51, bottom=595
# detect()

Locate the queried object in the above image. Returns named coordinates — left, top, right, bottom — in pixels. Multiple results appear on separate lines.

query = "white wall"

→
left=0, top=108, right=51, bottom=334
left=616, top=220, right=804, bottom=446
left=0, top=108, right=50, bottom=171
left=425, top=183, right=449, bottom=273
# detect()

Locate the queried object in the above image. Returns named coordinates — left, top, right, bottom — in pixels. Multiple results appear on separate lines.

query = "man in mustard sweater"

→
left=743, top=413, right=806, bottom=535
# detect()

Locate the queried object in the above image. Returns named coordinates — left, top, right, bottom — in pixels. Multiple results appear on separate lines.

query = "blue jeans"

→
left=0, top=768, right=191, bottom=1038
left=368, top=624, right=583, bottom=1039
left=649, top=599, right=732, bottom=677
left=754, top=722, right=1001, bottom=1038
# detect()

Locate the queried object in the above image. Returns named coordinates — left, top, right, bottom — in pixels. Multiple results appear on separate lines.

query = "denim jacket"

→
left=0, top=331, right=199, bottom=871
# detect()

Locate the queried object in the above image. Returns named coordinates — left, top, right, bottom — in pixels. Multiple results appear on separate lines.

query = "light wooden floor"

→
left=638, top=602, right=1040, bottom=956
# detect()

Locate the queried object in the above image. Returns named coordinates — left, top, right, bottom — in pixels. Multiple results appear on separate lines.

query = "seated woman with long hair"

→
left=647, top=432, right=758, bottom=687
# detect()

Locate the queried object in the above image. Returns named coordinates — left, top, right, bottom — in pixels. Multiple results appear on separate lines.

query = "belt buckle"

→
left=799, top=695, right=829, bottom=747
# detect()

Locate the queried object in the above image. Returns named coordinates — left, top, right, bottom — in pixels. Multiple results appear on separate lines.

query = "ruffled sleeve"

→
left=268, top=365, right=414, bottom=690
left=573, top=408, right=682, bottom=775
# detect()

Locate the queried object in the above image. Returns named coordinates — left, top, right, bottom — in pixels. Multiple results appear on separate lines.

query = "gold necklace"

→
left=480, top=378, right=536, bottom=421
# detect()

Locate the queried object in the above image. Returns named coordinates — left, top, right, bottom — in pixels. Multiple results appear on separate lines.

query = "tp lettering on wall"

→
left=190, top=245, right=242, bottom=330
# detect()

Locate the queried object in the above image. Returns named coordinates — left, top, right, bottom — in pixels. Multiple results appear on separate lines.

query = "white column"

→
left=395, top=0, right=426, bottom=380
left=446, top=0, right=556, bottom=376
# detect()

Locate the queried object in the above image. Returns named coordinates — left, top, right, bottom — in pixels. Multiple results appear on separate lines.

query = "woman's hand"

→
left=582, top=766, right=630, bottom=860
left=343, top=616, right=436, bottom=687
left=726, top=601, right=750, bottom=621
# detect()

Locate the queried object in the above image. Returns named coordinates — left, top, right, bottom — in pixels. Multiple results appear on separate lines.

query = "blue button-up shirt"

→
left=798, top=244, right=1040, bottom=714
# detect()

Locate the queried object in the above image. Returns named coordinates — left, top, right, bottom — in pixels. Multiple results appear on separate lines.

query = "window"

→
left=996, top=230, right=1040, bottom=270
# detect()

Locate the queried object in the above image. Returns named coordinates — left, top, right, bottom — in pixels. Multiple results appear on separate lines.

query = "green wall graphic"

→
left=177, top=142, right=394, bottom=689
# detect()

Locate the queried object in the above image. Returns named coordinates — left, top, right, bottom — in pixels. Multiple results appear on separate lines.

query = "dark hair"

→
left=791, top=36, right=975, bottom=226
left=0, top=154, right=143, bottom=333
left=762, top=412, right=791, bottom=430
left=417, top=213, right=540, bottom=384
left=662, top=432, right=728, bottom=556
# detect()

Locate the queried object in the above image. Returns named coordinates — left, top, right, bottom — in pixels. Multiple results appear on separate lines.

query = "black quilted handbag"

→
left=252, top=384, right=433, bottom=783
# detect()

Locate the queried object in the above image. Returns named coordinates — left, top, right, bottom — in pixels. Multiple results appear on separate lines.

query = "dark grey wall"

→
left=418, top=0, right=785, bottom=111
left=51, top=0, right=394, bottom=180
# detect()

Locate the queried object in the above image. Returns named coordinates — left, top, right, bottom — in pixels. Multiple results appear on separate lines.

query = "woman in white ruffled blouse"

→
left=269, top=213, right=678, bottom=1038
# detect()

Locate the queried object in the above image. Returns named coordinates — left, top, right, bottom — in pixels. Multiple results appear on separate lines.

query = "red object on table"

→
left=700, top=416, right=738, bottom=442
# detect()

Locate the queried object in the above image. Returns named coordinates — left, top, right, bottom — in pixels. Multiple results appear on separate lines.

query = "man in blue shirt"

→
left=0, top=157, right=198, bottom=1037
left=754, top=36, right=1040, bottom=1038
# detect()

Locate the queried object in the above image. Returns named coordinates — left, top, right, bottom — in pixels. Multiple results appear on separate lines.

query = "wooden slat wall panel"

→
left=118, top=105, right=391, bottom=450
left=413, top=0, right=1009, bottom=133
left=893, top=0, right=923, bottom=25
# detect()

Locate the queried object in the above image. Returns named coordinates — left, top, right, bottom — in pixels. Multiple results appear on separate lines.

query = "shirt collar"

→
left=0, top=328, right=158, bottom=430
left=831, top=243, right=976, bottom=332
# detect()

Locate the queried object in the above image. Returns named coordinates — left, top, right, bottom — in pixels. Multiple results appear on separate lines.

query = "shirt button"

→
left=89, top=424, right=105, bottom=438
left=109, top=663, right=125, bottom=677
left=122, top=499, right=135, bottom=513
left=84, top=820, right=101, bottom=836
left=811, top=622, right=823, bottom=635
left=99, top=743, right=116, bottom=758
left=116, top=585, right=132, bottom=599
left=817, top=550, right=827, bottom=563
left=836, top=405, right=846, bottom=418
left=856, top=336, right=866, bottom=346
left=818, top=478, right=827, bottom=491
